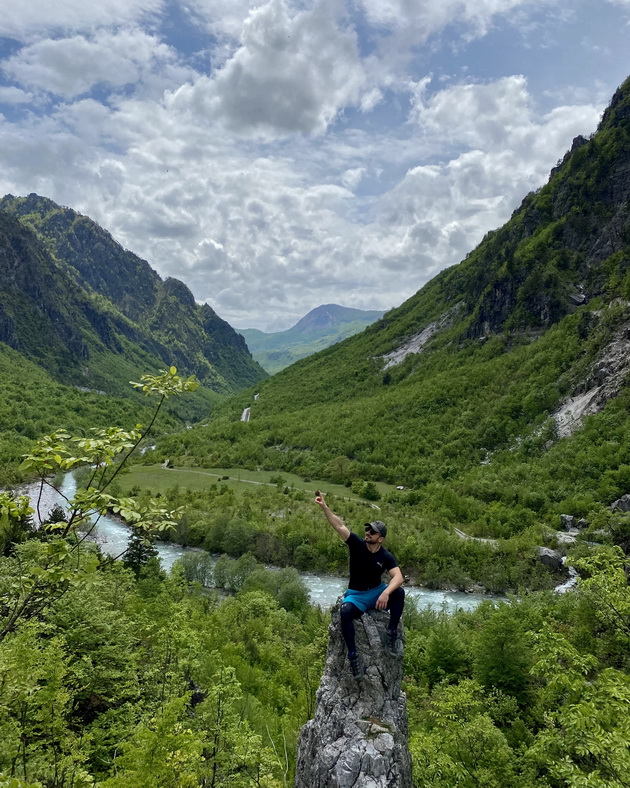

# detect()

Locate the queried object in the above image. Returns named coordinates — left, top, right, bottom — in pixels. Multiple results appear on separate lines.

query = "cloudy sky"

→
left=0, top=1, right=628, bottom=331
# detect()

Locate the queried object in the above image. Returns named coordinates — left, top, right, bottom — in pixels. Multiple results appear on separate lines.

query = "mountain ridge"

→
left=0, top=194, right=268, bottom=398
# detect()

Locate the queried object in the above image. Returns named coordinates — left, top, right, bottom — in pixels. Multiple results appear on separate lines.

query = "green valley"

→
left=0, top=193, right=268, bottom=485
left=1, top=74, right=630, bottom=788
left=117, top=462, right=396, bottom=499
left=146, top=77, right=630, bottom=588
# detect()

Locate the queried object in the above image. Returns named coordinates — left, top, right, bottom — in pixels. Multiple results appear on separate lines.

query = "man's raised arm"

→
left=315, top=491, right=351, bottom=542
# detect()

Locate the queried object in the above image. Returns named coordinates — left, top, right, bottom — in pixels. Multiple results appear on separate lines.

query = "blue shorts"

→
left=343, top=583, right=387, bottom=612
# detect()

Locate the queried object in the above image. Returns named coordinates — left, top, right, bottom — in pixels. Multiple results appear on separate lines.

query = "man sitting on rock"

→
left=315, top=491, right=405, bottom=678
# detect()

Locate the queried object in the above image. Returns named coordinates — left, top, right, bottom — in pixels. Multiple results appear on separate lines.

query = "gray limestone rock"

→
left=560, top=514, right=575, bottom=531
left=611, top=494, right=630, bottom=513
left=537, top=547, right=564, bottom=572
left=294, top=603, right=412, bottom=788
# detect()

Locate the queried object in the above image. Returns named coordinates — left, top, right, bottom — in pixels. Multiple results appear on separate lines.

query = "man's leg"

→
left=340, top=601, right=365, bottom=677
left=340, top=601, right=363, bottom=655
left=387, top=587, right=405, bottom=631
left=385, top=587, right=405, bottom=654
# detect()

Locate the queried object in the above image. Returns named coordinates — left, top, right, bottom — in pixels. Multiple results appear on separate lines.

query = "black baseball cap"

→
left=364, top=520, right=387, bottom=537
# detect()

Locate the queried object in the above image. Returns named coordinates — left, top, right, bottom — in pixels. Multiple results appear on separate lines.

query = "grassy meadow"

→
left=119, top=462, right=396, bottom=501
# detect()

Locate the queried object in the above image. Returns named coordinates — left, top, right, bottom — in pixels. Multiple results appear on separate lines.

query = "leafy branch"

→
left=0, top=368, right=197, bottom=643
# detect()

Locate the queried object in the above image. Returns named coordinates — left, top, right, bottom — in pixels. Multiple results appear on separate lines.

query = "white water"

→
left=19, top=474, right=492, bottom=612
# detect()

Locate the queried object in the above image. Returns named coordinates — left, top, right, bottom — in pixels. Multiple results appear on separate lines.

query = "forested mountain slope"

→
left=238, top=304, right=384, bottom=373
left=0, top=194, right=267, bottom=396
left=158, top=77, right=630, bottom=540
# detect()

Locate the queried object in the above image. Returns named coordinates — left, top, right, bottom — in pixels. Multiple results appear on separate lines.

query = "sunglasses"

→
left=364, top=525, right=379, bottom=535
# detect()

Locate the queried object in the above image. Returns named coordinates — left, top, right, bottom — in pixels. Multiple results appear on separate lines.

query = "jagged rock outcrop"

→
left=559, top=514, right=587, bottom=532
left=295, top=604, right=412, bottom=788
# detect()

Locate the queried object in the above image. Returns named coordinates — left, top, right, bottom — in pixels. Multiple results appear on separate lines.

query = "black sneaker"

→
left=348, top=652, right=365, bottom=680
left=385, top=628, right=398, bottom=657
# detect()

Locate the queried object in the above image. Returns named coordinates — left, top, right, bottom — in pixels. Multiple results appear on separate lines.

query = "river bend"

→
left=19, top=474, right=490, bottom=612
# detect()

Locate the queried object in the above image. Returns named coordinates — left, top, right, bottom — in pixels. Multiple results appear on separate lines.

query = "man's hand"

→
left=376, top=590, right=390, bottom=610
left=315, top=490, right=326, bottom=508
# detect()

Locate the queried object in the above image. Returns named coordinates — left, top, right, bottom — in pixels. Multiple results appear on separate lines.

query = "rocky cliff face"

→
left=295, top=604, right=412, bottom=788
left=463, top=80, right=630, bottom=340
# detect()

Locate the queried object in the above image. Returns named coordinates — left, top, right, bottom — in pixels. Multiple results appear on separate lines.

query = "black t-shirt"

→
left=345, top=532, right=398, bottom=591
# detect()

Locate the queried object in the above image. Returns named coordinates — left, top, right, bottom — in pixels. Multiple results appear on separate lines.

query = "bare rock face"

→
left=294, top=604, right=412, bottom=788
left=611, top=494, right=630, bottom=513
left=552, top=311, right=630, bottom=439
left=379, top=303, right=463, bottom=370
left=537, top=547, right=564, bottom=572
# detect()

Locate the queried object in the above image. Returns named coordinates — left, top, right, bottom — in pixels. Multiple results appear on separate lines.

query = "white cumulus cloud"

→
left=184, top=0, right=267, bottom=40
left=0, top=0, right=623, bottom=331
left=169, top=0, right=367, bottom=136
left=0, top=86, right=33, bottom=104
left=361, top=75, right=602, bottom=286
left=0, top=73, right=604, bottom=330
left=3, top=29, right=184, bottom=99
left=0, top=0, right=164, bottom=40
left=359, top=0, right=554, bottom=34
left=357, top=0, right=556, bottom=56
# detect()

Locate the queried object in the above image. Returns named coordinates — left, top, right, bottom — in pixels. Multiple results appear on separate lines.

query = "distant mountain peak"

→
left=291, top=304, right=384, bottom=335
left=238, top=304, right=385, bottom=373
